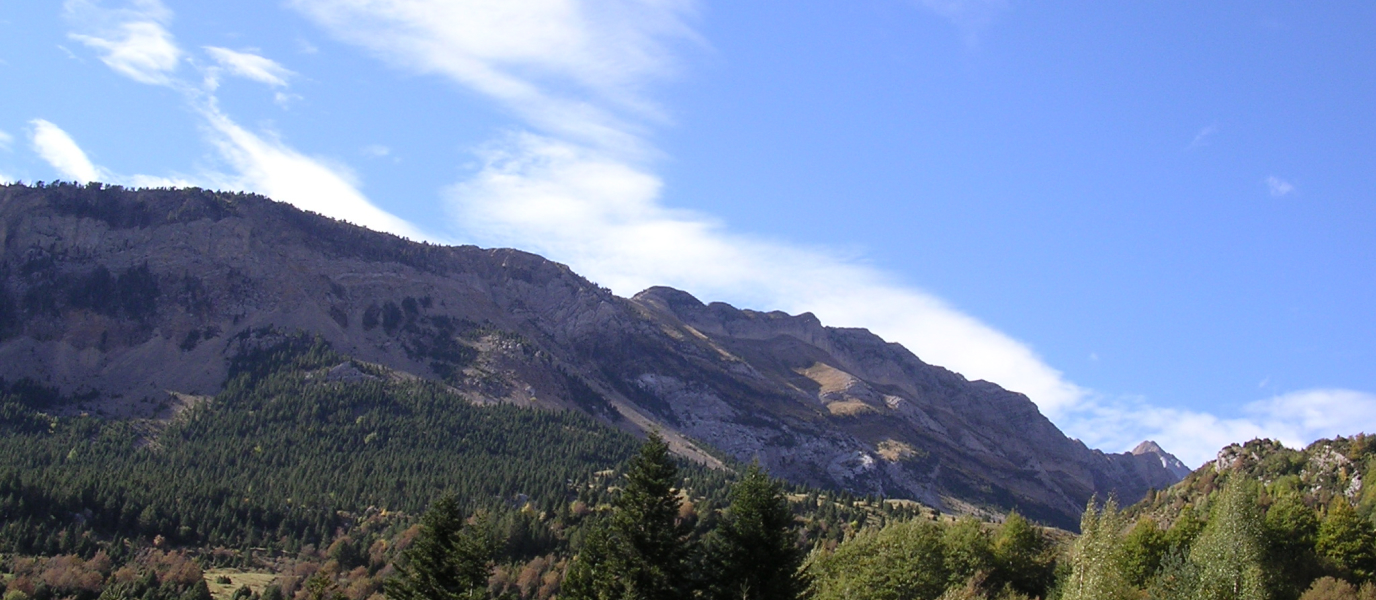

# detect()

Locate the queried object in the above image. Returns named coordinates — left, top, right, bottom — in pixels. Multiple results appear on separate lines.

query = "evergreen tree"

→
left=1190, top=478, right=1268, bottom=600
left=1317, top=498, right=1376, bottom=583
left=1147, top=547, right=1200, bottom=600
left=564, top=432, right=693, bottom=600
left=385, top=495, right=494, bottom=600
left=703, top=463, right=806, bottom=600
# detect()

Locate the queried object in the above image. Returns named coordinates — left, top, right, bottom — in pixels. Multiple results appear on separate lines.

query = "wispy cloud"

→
left=64, top=0, right=180, bottom=85
left=914, top=0, right=1009, bottom=42
left=56, top=0, right=422, bottom=240
left=362, top=144, right=392, bottom=158
left=1266, top=175, right=1295, bottom=197
left=1189, top=124, right=1218, bottom=149
left=197, top=99, right=424, bottom=239
left=204, top=46, right=294, bottom=87
left=288, top=0, right=699, bottom=158
left=30, top=119, right=101, bottom=183
left=0, top=129, right=14, bottom=151
left=30, top=118, right=193, bottom=188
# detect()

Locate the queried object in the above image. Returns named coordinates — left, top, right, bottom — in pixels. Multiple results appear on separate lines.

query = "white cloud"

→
left=31, top=119, right=102, bottom=183
left=204, top=46, right=293, bottom=87
left=197, top=101, right=424, bottom=240
left=65, top=0, right=181, bottom=86
left=29, top=109, right=421, bottom=239
left=58, top=1, right=423, bottom=240
left=30, top=118, right=197, bottom=188
left=1266, top=175, right=1295, bottom=197
left=287, top=0, right=699, bottom=157
left=0, top=129, right=13, bottom=151
left=1189, top=124, right=1218, bottom=148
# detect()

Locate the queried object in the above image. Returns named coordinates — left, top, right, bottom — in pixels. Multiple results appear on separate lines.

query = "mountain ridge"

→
left=0, top=182, right=1184, bottom=528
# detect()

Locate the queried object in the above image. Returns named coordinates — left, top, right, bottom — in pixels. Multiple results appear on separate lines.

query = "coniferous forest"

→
left=3, top=330, right=1375, bottom=600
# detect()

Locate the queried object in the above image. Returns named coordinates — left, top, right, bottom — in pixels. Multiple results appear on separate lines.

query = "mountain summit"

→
left=0, top=183, right=1184, bottom=528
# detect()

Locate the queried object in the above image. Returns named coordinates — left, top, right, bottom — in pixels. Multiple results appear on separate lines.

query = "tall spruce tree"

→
left=564, top=432, right=693, bottom=600
left=704, top=463, right=806, bottom=600
left=385, top=495, right=494, bottom=600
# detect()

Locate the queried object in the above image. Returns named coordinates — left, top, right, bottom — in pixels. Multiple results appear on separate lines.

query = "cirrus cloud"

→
left=64, top=0, right=181, bottom=86
left=54, top=0, right=423, bottom=240
left=31, top=119, right=101, bottom=183
left=204, top=46, right=294, bottom=87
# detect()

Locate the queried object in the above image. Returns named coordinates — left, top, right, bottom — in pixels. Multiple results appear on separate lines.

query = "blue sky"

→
left=2, top=0, right=1373, bottom=467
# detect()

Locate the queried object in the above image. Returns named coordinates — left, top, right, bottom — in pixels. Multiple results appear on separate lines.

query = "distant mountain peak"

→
left=1131, top=440, right=1193, bottom=481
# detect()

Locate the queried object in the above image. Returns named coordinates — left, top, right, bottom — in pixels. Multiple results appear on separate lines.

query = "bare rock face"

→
left=0, top=183, right=1185, bottom=528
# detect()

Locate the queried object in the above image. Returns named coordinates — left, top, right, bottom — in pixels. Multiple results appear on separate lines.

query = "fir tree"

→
left=384, top=495, right=494, bottom=600
left=704, top=463, right=806, bottom=600
left=564, top=432, right=693, bottom=600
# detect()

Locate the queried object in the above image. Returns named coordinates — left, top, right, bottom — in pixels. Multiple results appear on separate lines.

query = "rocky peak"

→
left=1132, top=440, right=1194, bottom=481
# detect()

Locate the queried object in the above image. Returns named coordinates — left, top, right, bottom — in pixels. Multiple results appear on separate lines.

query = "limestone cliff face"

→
left=0, top=183, right=1183, bottom=528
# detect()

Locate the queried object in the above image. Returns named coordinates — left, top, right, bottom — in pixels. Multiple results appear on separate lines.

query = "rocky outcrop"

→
left=0, top=183, right=1185, bottom=529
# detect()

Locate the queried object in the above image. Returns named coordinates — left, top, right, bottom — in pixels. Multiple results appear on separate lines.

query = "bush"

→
left=1299, top=577, right=1376, bottom=600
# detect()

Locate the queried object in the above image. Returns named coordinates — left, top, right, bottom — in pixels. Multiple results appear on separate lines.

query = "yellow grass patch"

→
left=876, top=439, right=918, bottom=462
left=204, top=569, right=278, bottom=600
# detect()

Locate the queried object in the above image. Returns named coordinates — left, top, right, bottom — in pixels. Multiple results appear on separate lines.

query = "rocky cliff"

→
left=0, top=183, right=1184, bottom=528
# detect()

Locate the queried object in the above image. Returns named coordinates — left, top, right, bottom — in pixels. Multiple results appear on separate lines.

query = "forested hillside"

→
left=0, top=330, right=924, bottom=600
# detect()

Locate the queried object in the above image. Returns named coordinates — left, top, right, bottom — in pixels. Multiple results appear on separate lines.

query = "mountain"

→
left=0, top=182, right=1184, bottom=528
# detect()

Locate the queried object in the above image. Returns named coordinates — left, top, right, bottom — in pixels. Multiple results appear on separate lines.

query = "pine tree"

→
left=564, top=432, right=693, bottom=600
left=385, top=495, right=494, bottom=600
left=704, top=463, right=806, bottom=600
